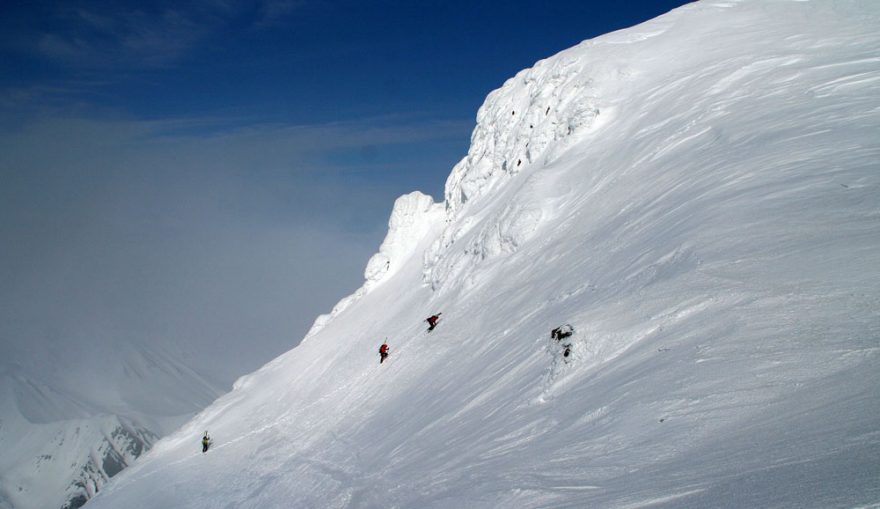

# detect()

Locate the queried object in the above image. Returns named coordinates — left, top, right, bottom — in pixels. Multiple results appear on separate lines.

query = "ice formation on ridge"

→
left=305, top=192, right=443, bottom=339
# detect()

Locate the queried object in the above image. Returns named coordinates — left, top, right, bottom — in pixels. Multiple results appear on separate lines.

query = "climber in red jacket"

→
left=426, top=313, right=442, bottom=332
left=379, top=342, right=389, bottom=364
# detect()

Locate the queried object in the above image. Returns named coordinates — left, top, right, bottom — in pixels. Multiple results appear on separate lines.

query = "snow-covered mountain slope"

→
left=89, top=1, right=880, bottom=507
left=0, top=386, right=155, bottom=509
left=0, top=344, right=222, bottom=509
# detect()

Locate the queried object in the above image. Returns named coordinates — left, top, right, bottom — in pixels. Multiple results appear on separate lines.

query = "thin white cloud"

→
left=36, top=32, right=90, bottom=62
left=254, top=0, right=307, bottom=27
left=73, top=8, right=119, bottom=32
left=10, top=1, right=309, bottom=69
left=0, top=110, right=467, bottom=397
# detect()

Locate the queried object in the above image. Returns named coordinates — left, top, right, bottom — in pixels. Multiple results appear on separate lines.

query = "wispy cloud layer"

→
left=0, top=111, right=468, bottom=393
left=3, top=0, right=305, bottom=69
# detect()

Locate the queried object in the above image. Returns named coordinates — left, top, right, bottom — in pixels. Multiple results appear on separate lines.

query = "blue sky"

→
left=0, top=0, right=690, bottom=387
left=3, top=1, right=691, bottom=128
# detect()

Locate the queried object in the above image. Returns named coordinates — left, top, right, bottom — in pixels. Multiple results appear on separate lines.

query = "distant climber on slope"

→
left=551, top=324, right=573, bottom=341
left=426, top=313, right=442, bottom=332
left=379, top=341, right=389, bottom=364
left=202, top=431, right=211, bottom=453
left=551, top=324, right=575, bottom=359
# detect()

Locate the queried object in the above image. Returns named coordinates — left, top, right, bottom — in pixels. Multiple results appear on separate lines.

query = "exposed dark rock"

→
left=61, top=418, right=157, bottom=509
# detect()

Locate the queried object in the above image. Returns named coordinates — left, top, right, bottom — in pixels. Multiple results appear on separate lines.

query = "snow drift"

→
left=90, top=1, right=880, bottom=508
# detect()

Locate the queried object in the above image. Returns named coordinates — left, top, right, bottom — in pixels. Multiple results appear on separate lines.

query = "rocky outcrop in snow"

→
left=60, top=417, right=155, bottom=509
left=0, top=350, right=217, bottom=509
left=0, top=396, right=155, bottom=509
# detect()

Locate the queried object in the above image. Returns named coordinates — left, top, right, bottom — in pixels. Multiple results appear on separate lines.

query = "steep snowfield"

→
left=89, top=1, right=880, bottom=507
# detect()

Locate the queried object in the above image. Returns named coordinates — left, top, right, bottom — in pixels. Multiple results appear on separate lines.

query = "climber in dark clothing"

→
left=426, top=313, right=442, bottom=332
left=379, top=342, right=389, bottom=364
left=202, top=432, right=211, bottom=453
left=551, top=324, right=573, bottom=341
left=551, top=324, right=574, bottom=359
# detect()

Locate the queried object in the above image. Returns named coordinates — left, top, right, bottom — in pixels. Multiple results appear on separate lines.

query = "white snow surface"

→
left=0, top=344, right=221, bottom=509
left=306, top=191, right=444, bottom=340
left=90, top=1, right=880, bottom=508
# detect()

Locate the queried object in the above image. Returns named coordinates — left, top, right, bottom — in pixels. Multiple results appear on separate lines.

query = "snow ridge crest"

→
left=442, top=49, right=602, bottom=218
left=424, top=39, right=634, bottom=291
left=304, top=192, right=442, bottom=339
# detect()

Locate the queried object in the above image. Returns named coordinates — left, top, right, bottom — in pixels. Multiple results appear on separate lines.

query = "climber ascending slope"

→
left=551, top=325, right=574, bottom=359
left=379, top=341, right=389, bottom=364
left=426, top=313, right=442, bottom=332
left=202, top=432, right=212, bottom=453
